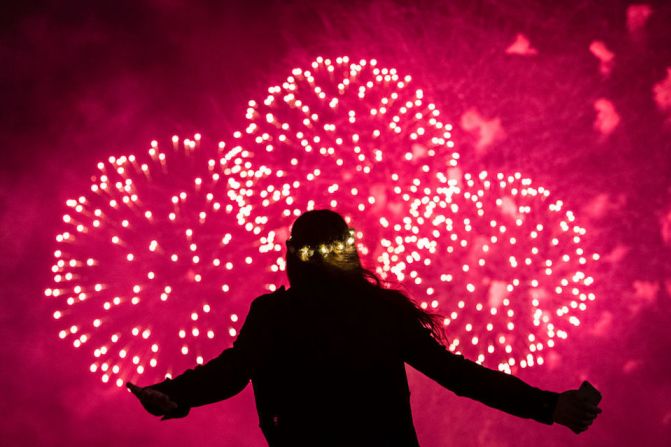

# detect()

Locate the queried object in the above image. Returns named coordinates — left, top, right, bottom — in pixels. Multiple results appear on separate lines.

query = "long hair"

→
left=285, top=209, right=446, bottom=343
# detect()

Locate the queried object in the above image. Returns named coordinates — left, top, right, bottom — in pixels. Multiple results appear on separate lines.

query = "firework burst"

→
left=45, top=135, right=283, bottom=386
left=46, top=55, right=599, bottom=384
left=376, top=170, right=599, bottom=372
left=235, top=55, right=458, bottom=265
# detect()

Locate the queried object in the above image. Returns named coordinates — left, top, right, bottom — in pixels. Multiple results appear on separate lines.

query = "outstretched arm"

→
left=128, top=298, right=263, bottom=419
left=140, top=346, right=251, bottom=418
left=400, top=315, right=600, bottom=431
left=402, top=323, right=558, bottom=424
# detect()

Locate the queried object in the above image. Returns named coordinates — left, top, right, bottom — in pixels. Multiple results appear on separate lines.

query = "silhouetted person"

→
left=128, top=209, right=601, bottom=446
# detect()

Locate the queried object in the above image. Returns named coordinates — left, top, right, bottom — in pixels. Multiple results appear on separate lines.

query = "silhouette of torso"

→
left=250, top=284, right=420, bottom=446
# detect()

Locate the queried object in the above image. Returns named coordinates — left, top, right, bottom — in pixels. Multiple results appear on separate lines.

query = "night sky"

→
left=2, top=1, right=671, bottom=446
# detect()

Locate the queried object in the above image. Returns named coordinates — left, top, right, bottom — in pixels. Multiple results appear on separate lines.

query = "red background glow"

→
left=2, top=1, right=671, bottom=446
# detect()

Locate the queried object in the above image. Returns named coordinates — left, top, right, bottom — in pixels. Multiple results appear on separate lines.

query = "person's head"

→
left=285, top=209, right=446, bottom=342
left=285, top=209, right=364, bottom=289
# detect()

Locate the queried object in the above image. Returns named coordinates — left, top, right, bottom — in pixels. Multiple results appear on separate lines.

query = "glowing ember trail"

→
left=44, top=135, right=283, bottom=387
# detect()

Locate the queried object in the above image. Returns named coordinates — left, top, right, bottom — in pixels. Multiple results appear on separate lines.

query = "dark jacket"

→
left=149, top=283, right=558, bottom=446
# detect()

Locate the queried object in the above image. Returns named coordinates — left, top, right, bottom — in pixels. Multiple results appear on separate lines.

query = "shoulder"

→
left=238, top=286, right=288, bottom=329
left=250, top=285, right=288, bottom=311
left=376, top=288, right=432, bottom=336
left=375, top=287, right=414, bottom=308
left=367, top=286, right=419, bottom=319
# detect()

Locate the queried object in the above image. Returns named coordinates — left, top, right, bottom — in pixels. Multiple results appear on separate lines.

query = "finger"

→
left=126, top=382, right=144, bottom=397
left=580, top=404, right=602, bottom=419
left=576, top=412, right=597, bottom=423
left=576, top=392, right=594, bottom=403
left=578, top=401, right=601, bottom=413
left=571, top=393, right=599, bottom=410
left=165, top=400, right=178, bottom=410
left=579, top=418, right=594, bottom=429
left=566, top=407, right=588, bottom=421
left=578, top=415, right=595, bottom=425
left=574, top=401, right=600, bottom=415
left=160, top=411, right=178, bottom=421
left=156, top=395, right=178, bottom=410
left=579, top=408, right=600, bottom=419
left=142, top=389, right=163, bottom=398
left=569, top=396, right=597, bottom=409
left=566, top=414, right=592, bottom=430
left=572, top=422, right=589, bottom=434
left=144, top=390, right=178, bottom=411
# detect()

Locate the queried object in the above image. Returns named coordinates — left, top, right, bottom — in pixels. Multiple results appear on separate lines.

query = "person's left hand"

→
left=553, top=388, right=602, bottom=434
left=127, top=382, right=179, bottom=420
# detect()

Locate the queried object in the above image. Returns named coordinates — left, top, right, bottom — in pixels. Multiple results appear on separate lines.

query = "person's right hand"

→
left=553, top=388, right=602, bottom=434
left=127, top=382, right=178, bottom=419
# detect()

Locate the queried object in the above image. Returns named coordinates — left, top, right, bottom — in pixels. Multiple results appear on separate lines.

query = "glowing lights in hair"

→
left=288, top=228, right=357, bottom=262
